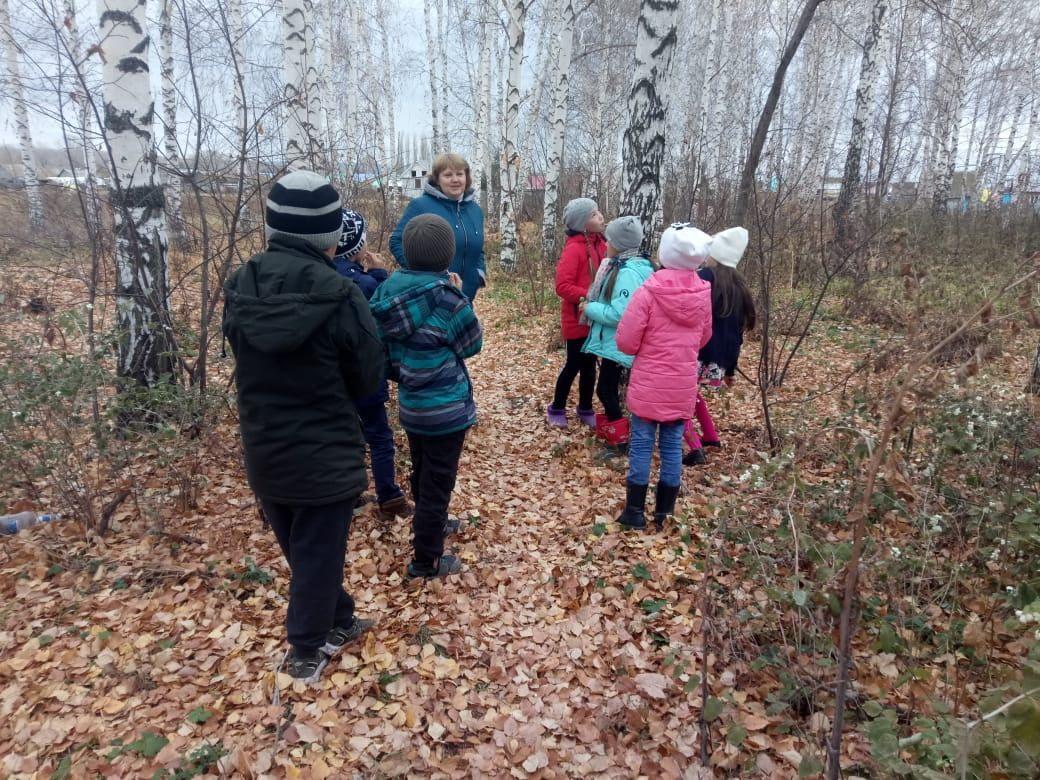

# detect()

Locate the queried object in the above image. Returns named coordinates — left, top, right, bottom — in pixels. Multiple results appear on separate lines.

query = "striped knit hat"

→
left=265, top=170, right=343, bottom=251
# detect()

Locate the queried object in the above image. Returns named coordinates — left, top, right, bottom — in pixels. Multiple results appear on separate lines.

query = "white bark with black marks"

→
left=159, top=1, right=184, bottom=238
left=60, top=0, right=100, bottom=231
left=423, top=1, right=441, bottom=155
left=475, top=0, right=492, bottom=204
left=930, top=0, right=967, bottom=215
left=282, top=0, right=322, bottom=170
left=1029, top=339, right=1040, bottom=395
left=541, top=0, right=576, bottom=256
left=619, top=0, right=680, bottom=253
left=435, top=0, right=448, bottom=151
left=1, top=0, right=43, bottom=227
left=378, top=0, right=396, bottom=173
left=498, top=0, right=527, bottom=271
left=833, top=0, right=889, bottom=247
left=98, top=0, right=176, bottom=387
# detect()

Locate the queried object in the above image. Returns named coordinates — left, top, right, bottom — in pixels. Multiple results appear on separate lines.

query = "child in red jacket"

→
left=547, top=198, right=607, bottom=428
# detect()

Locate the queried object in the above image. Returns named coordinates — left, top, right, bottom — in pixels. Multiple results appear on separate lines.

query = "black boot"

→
left=617, top=482, right=648, bottom=530
left=653, top=483, right=681, bottom=530
left=682, top=448, right=707, bottom=466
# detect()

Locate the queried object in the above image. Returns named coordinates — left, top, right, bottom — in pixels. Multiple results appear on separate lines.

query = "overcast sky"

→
left=0, top=0, right=436, bottom=150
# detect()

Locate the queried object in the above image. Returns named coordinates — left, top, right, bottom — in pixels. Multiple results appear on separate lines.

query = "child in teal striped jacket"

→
left=370, top=214, right=483, bottom=579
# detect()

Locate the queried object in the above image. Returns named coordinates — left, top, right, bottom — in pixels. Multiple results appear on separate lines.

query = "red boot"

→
left=601, top=416, right=630, bottom=449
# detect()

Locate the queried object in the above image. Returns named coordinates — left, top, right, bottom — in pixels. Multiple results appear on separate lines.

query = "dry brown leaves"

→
left=4, top=290, right=1032, bottom=778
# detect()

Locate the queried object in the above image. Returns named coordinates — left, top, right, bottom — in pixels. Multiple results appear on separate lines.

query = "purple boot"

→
left=576, top=408, right=597, bottom=428
left=546, top=406, right=568, bottom=428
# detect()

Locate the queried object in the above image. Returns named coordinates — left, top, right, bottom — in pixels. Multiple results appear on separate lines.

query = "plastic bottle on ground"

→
left=0, top=512, right=61, bottom=535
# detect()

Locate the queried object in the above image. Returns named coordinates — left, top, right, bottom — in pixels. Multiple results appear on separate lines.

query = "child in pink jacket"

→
left=615, top=224, right=714, bottom=530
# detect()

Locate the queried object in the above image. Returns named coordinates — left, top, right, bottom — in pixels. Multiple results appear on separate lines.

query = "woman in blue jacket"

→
left=390, top=153, right=487, bottom=300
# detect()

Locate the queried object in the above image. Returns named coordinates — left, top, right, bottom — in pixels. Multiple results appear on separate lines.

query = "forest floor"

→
left=0, top=268, right=1037, bottom=778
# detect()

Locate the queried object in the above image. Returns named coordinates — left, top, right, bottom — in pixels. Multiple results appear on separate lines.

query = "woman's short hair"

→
left=429, top=153, right=472, bottom=191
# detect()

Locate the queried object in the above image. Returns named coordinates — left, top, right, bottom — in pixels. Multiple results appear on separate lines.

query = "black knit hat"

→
left=265, top=170, right=343, bottom=251
left=335, top=208, right=367, bottom=259
left=403, top=214, right=456, bottom=272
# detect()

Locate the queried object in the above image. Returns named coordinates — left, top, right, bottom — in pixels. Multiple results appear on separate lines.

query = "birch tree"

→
left=475, top=0, right=492, bottom=206
left=833, top=0, right=889, bottom=249
left=159, top=0, right=184, bottom=239
left=619, top=0, right=680, bottom=253
left=733, top=0, right=825, bottom=225
left=498, top=0, right=527, bottom=271
left=98, top=0, right=176, bottom=387
left=435, top=0, right=448, bottom=150
left=60, top=0, right=99, bottom=232
left=1, top=0, right=44, bottom=228
left=378, top=0, right=396, bottom=173
left=930, top=0, right=967, bottom=215
left=282, top=0, right=322, bottom=170
left=423, top=0, right=442, bottom=154
left=541, top=0, right=575, bottom=255
left=1030, top=339, right=1040, bottom=395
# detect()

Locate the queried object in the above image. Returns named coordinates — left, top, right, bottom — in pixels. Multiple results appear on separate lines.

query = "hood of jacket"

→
left=370, top=269, right=457, bottom=341
left=224, top=237, right=353, bottom=354
left=641, top=268, right=712, bottom=324
left=423, top=179, right=476, bottom=204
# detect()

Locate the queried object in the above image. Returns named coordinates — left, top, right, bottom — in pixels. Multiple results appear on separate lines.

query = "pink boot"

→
left=683, top=419, right=703, bottom=450
left=695, top=396, right=720, bottom=447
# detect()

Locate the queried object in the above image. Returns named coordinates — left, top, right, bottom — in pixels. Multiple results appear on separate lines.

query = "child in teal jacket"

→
left=370, top=214, right=482, bottom=580
left=580, top=216, right=654, bottom=446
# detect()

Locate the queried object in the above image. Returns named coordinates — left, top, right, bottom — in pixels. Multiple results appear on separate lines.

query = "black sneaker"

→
left=407, top=554, right=462, bottom=579
left=284, top=648, right=328, bottom=684
left=321, top=616, right=375, bottom=657
left=682, top=448, right=708, bottom=466
left=443, top=516, right=461, bottom=537
left=702, top=440, right=722, bottom=448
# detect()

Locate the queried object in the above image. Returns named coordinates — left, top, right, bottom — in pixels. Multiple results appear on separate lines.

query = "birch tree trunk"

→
left=282, top=0, right=323, bottom=170
left=228, top=0, right=253, bottom=230
left=733, top=0, right=825, bottom=225
left=930, top=0, right=966, bottom=215
left=435, top=0, right=449, bottom=150
left=1, top=0, right=43, bottom=228
left=159, top=1, right=184, bottom=239
left=475, top=0, right=492, bottom=208
left=98, top=0, right=176, bottom=387
left=1022, top=92, right=1038, bottom=189
left=423, top=0, right=442, bottom=154
left=60, top=0, right=99, bottom=231
left=320, top=0, right=336, bottom=162
left=378, top=0, right=396, bottom=173
left=499, top=0, right=528, bottom=271
left=541, top=0, right=576, bottom=256
left=619, top=0, right=680, bottom=254
left=515, top=0, right=557, bottom=212
left=833, top=0, right=889, bottom=250
left=1029, top=339, right=1040, bottom=395
left=996, top=92, right=1026, bottom=189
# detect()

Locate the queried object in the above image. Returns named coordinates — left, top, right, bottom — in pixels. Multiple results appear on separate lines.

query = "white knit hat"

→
left=658, top=223, right=712, bottom=271
left=710, top=227, right=749, bottom=268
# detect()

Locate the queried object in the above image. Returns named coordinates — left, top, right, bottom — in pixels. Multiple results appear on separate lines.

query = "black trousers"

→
left=262, top=497, right=356, bottom=654
left=597, top=358, right=625, bottom=421
left=407, top=429, right=467, bottom=565
left=552, top=338, right=598, bottom=410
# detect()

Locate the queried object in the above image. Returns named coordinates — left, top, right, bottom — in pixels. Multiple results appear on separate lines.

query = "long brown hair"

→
left=711, top=265, right=756, bottom=332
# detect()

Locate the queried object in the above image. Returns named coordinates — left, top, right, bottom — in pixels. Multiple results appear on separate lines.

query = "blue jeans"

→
left=357, top=388, right=404, bottom=504
left=627, top=415, right=684, bottom=487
